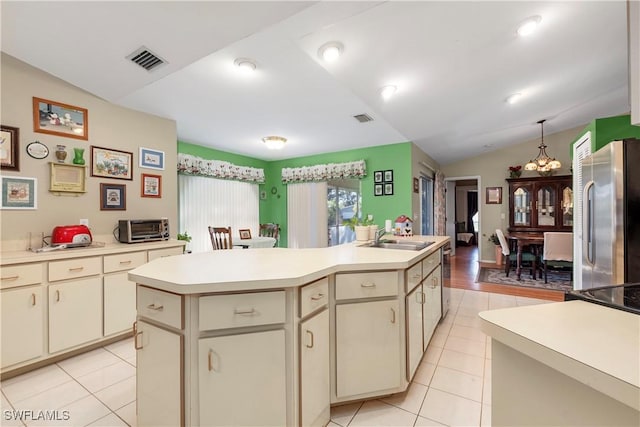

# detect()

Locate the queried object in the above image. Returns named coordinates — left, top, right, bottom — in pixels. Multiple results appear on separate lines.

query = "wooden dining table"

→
left=506, top=232, right=544, bottom=280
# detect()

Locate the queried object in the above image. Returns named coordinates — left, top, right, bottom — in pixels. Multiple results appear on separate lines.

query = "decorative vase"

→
left=368, top=225, right=379, bottom=240
left=72, top=147, right=85, bottom=165
left=354, top=225, right=370, bottom=241
left=55, top=145, right=67, bottom=163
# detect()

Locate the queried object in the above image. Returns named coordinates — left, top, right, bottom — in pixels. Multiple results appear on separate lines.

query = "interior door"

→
left=445, top=181, right=456, bottom=255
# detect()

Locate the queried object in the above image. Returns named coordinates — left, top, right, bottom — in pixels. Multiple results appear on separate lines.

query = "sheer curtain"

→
left=287, top=182, right=328, bottom=248
left=179, top=175, right=259, bottom=253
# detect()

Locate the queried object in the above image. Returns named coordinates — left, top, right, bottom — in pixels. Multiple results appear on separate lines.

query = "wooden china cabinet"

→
left=507, top=175, right=573, bottom=233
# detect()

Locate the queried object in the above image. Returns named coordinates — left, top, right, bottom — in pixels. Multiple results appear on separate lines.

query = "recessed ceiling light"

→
left=318, top=42, right=343, bottom=62
left=234, top=58, right=257, bottom=73
left=506, top=93, right=523, bottom=104
left=262, top=136, right=287, bottom=150
left=517, top=15, right=542, bottom=37
left=380, top=85, right=397, bottom=101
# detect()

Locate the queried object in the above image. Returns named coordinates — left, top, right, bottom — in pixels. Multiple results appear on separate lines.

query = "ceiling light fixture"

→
left=262, top=136, right=287, bottom=150
left=234, top=58, right=257, bottom=73
left=524, top=119, right=561, bottom=173
left=318, top=42, right=343, bottom=62
left=380, top=85, right=397, bottom=101
left=517, top=15, right=542, bottom=37
left=506, top=92, right=523, bottom=104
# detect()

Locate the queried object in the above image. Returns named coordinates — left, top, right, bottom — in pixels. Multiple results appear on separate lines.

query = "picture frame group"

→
left=373, top=169, right=394, bottom=196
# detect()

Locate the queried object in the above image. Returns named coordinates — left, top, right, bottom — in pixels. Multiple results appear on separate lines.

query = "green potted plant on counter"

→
left=344, top=216, right=370, bottom=241
left=488, top=233, right=503, bottom=266
left=177, top=231, right=192, bottom=253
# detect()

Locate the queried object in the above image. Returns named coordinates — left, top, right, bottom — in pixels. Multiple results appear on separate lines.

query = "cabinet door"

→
left=199, top=330, right=286, bottom=426
left=49, top=277, right=102, bottom=353
left=1, top=286, right=43, bottom=368
left=300, top=309, right=330, bottom=427
left=104, top=272, right=136, bottom=336
left=511, top=183, right=533, bottom=228
left=405, top=284, right=424, bottom=380
left=136, top=320, right=183, bottom=427
left=423, top=266, right=442, bottom=351
left=536, top=184, right=557, bottom=228
left=336, top=300, right=401, bottom=397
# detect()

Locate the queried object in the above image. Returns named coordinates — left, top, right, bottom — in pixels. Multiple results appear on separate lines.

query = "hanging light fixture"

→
left=524, top=119, right=561, bottom=172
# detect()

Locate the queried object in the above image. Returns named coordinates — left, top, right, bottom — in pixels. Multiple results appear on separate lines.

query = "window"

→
left=327, top=179, right=361, bottom=246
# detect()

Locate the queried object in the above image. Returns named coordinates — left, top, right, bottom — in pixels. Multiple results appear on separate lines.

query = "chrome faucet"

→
left=374, top=228, right=386, bottom=244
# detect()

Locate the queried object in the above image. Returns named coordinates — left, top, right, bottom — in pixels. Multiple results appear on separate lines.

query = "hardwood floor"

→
left=450, top=245, right=565, bottom=301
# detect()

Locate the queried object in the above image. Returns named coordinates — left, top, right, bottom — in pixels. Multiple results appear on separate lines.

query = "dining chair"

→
left=259, top=223, right=279, bottom=247
left=495, top=229, right=537, bottom=278
left=208, top=226, right=233, bottom=250
left=542, top=232, right=573, bottom=283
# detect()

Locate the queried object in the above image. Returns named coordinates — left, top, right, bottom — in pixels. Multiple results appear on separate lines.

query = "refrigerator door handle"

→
left=583, top=180, right=595, bottom=266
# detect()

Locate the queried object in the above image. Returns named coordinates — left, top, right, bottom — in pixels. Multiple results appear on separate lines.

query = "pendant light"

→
left=524, top=119, right=561, bottom=172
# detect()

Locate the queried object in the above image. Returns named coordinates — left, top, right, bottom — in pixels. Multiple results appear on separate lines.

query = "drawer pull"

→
left=233, top=308, right=256, bottom=315
left=134, top=331, right=143, bottom=350
left=132, top=321, right=137, bottom=335
left=305, top=330, right=314, bottom=348
left=147, top=303, right=164, bottom=311
left=390, top=307, right=396, bottom=324
left=415, top=291, right=425, bottom=304
left=208, top=349, right=216, bottom=372
left=68, top=267, right=84, bottom=272
left=310, top=293, right=325, bottom=301
left=360, top=282, right=376, bottom=288
left=31, top=293, right=36, bottom=306
left=119, top=260, right=132, bottom=265
left=56, top=290, right=60, bottom=302
left=1, top=275, right=19, bottom=281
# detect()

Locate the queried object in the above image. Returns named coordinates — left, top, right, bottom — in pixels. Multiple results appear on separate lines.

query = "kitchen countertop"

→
left=129, top=235, right=449, bottom=294
left=479, top=300, right=640, bottom=411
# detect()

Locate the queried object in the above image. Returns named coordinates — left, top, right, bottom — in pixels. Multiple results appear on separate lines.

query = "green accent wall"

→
left=177, top=141, right=414, bottom=247
left=571, top=114, right=640, bottom=155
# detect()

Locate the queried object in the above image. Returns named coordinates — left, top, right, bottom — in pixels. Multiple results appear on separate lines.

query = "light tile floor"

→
left=0, top=289, right=551, bottom=427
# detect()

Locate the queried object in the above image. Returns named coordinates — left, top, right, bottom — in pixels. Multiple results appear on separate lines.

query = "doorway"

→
left=445, top=176, right=481, bottom=257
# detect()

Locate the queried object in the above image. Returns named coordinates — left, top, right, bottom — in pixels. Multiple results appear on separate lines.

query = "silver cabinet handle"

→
left=31, top=293, right=36, bottom=306
left=390, top=308, right=396, bottom=324
left=68, top=267, right=84, bottom=272
left=310, top=293, right=325, bottom=301
left=361, top=282, right=376, bottom=288
left=134, top=330, right=143, bottom=350
left=119, top=260, right=132, bottom=265
left=234, top=308, right=256, bottom=315
left=306, top=330, right=314, bottom=348
left=147, top=303, right=164, bottom=311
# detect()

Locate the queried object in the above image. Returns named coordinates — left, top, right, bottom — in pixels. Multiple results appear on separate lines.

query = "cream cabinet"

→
left=406, top=283, right=424, bottom=380
left=48, top=277, right=102, bottom=353
left=148, top=246, right=183, bottom=261
left=423, top=265, right=442, bottom=350
left=300, top=308, right=329, bottom=427
left=135, top=320, right=183, bottom=427
left=103, top=251, right=147, bottom=336
left=1, top=285, right=44, bottom=368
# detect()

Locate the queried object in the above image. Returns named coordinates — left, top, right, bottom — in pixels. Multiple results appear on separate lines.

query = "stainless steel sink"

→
left=359, top=240, right=434, bottom=251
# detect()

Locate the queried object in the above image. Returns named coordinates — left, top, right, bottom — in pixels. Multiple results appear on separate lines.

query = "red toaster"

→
left=51, top=225, right=92, bottom=247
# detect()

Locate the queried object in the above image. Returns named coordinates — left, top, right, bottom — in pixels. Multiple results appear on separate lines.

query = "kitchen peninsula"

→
left=129, top=235, right=449, bottom=427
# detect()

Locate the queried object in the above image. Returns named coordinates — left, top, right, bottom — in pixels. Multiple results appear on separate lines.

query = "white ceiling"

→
left=1, top=1, right=631, bottom=164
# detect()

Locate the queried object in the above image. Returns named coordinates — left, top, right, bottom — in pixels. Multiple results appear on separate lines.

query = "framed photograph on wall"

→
left=486, top=187, right=502, bottom=204
left=239, top=229, right=252, bottom=240
left=91, top=146, right=133, bottom=180
left=413, top=177, right=419, bottom=193
left=1, top=176, right=37, bottom=209
left=384, top=183, right=394, bottom=196
left=100, top=183, right=126, bottom=210
left=374, top=170, right=383, bottom=183
left=374, top=183, right=383, bottom=196
left=141, top=173, right=162, bottom=198
left=0, top=125, right=19, bottom=171
left=139, top=147, right=165, bottom=170
left=33, top=97, right=88, bottom=140
left=384, top=170, right=394, bottom=182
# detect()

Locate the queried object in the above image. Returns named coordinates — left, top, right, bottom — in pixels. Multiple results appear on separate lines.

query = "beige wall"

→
left=441, top=125, right=583, bottom=262
left=1, top=54, right=178, bottom=250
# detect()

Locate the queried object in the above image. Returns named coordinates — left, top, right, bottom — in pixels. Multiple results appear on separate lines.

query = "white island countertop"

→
left=129, top=235, right=449, bottom=294
left=480, top=300, right=640, bottom=411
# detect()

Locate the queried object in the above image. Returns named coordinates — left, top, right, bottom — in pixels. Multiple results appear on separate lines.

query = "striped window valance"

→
left=281, top=160, right=366, bottom=184
left=178, top=153, right=265, bottom=183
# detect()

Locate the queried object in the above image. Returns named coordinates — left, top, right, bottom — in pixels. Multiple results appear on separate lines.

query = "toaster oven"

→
left=118, top=219, right=170, bottom=243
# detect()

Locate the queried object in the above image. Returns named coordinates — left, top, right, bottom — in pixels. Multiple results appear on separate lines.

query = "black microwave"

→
left=118, top=219, right=170, bottom=243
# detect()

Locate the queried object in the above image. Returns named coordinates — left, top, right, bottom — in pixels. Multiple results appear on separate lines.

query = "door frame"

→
left=444, top=175, right=482, bottom=258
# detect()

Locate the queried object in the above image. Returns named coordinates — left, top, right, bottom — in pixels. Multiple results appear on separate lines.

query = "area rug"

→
left=476, top=266, right=572, bottom=292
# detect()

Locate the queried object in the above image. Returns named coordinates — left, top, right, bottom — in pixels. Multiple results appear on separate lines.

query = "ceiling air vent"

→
left=126, top=47, right=166, bottom=72
left=353, top=114, right=374, bottom=123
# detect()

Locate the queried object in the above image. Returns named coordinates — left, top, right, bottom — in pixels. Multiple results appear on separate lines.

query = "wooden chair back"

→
left=208, top=226, right=233, bottom=250
left=259, top=223, right=279, bottom=246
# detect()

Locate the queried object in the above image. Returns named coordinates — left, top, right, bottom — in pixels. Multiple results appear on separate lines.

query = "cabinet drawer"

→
left=335, top=271, right=398, bottom=300
left=104, top=251, right=147, bottom=273
left=137, top=286, right=183, bottom=329
left=406, top=262, right=422, bottom=292
left=199, top=291, right=285, bottom=331
left=148, top=247, right=183, bottom=261
left=300, top=277, right=328, bottom=318
left=1, top=263, right=43, bottom=289
left=48, top=257, right=101, bottom=282
left=422, top=249, right=441, bottom=276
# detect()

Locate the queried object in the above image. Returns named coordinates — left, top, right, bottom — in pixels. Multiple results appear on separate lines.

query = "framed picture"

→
left=49, top=163, right=86, bottom=193
left=384, top=183, right=394, bottom=195
left=139, top=147, right=165, bottom=170
left=374, top=170, right=383, bottom=183
left=0, top=125, right=19, bottom=171
left=33, top=97, right=88, bottom=140
left=374, top=184, right=383, bottom=196
left=239, top=229, right=252, bottom=240
left=26, top=141, right=49, bottom=159
left=413, top=177, right=419, bottom=193
left=486, top=187, right=502, bottom=204
left=141, top=173, right=162, bottom=198
left=384, top=170, right=394, bottom=182
left=1, top=176, right=37, bottom=210
left=100, top=183, right=126, bottom=210
left=91, top=146, right=133, bottom=180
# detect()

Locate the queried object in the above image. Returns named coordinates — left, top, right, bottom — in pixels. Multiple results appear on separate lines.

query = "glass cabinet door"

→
left=537, top=185, right=556, bottom=227
left=513, top=187, right=531, bottom=226
left=562, top=186, right=573, bottom=227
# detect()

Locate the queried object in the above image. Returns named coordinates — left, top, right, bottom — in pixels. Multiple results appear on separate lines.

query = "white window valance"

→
left=178, top=153, right=265, bottom=183
left=281, top=160, right=366, bottom=183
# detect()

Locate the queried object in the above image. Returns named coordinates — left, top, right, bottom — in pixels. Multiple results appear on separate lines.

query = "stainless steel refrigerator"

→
left=581, top=138, right=640, bottom=289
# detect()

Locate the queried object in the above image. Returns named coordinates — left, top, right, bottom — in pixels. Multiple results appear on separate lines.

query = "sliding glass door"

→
left=327, top=179, right=361, bottom=246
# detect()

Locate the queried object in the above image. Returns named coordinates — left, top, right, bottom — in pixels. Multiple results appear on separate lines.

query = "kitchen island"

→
left=129, top=235, right=449, bottom=427
left=479, top=301, right=640, bottom=426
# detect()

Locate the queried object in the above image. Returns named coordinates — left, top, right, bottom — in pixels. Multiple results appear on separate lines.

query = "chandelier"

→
left=524, top=119, right=561, bottom=172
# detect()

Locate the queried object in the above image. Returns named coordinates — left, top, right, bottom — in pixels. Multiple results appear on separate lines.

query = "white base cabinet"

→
left=300, top=309, right=330, bottom=427
left=1, top=286, right=43, bottom=368
left=423, top=265, right=442, bottom=350
left=103, top=272, right=137, bottom=336
left=406, top=284, right=424, bottom=380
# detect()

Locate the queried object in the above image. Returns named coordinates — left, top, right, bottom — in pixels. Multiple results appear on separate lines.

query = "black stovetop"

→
left=565, top=283, right=640, bottom=315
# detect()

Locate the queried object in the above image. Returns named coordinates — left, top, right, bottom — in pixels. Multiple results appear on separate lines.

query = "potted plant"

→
left=362, top=214, right=379, bottom=240
left=177, top=231, right=192, bottom=253
left=508, top=165, right=522, bottom=178
left=488, top=233, right=503, bottom=266
left=344, top=216, right=370, bottom=241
